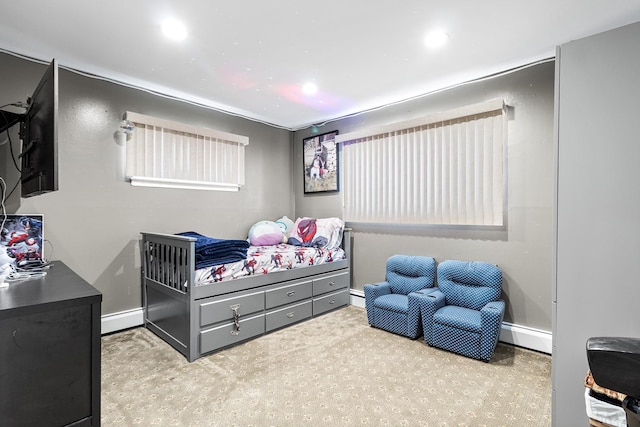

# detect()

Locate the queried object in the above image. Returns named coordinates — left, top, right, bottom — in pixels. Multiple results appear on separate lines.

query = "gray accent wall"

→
left=553, top=22, right=640, bottom=426
left=2, top=51, right=557, bottom=342
left=294, top=61, right=556, bottom=332
left=0, top=52, right=292, bottom=315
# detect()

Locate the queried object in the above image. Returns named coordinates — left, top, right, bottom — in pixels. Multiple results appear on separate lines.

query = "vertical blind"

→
left=337, top=99, right=506, bottom=226
left=124, top=112, right=249, bottom=191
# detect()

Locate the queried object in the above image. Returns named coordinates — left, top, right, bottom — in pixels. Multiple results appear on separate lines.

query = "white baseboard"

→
left=101, top=308, right=144, bottom=335
left=350, top=289, right=366, bottom=308
left=349, top=290, right=552, bottom=355
left=499, top=321, right=552, bottom=355
left=103, top=294, right=553, bottom=356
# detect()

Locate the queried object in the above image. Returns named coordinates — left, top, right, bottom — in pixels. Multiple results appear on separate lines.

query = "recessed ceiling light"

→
left=424, top=30, right=449, bottom=48
left=162, top=18, right=187, bottom=41
left=302, top=82, right=318, bottom=96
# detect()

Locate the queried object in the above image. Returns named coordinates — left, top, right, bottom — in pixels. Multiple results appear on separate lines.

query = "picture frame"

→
left=1, top=214, right=44, bottom=265
left=303, top=130, right=339, bottom=194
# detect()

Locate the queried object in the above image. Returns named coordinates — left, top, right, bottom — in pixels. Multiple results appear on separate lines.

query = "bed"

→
left=141, top=219, right=351, bottom=362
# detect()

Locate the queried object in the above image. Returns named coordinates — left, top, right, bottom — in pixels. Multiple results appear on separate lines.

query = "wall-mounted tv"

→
left=19, top=58, right=59, bottom=198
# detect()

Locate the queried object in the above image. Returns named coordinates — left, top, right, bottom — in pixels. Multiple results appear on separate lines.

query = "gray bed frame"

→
left=141, top=229, right=351, bottom=362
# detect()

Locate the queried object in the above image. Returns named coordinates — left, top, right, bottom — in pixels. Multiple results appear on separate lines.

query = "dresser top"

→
left=0, top=261, right=102, bottom=316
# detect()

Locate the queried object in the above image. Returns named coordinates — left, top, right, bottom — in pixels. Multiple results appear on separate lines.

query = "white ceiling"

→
left=1, top=1, right=640, bottom=130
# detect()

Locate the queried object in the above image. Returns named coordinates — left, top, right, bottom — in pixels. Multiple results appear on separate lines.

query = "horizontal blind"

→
left=124, top=112, right=248, bottom=191
left=341, top=100, right=505, bottom=226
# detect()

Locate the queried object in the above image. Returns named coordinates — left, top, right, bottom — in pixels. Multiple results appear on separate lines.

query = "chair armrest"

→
left=364, top=281, right=391, bottom=299
left=364, top=281, right=391, bottom=325
left=419, top=290, right=446, bottom=345
left=414, top=287, right=439, bottom=296
left=408, top=288, right=439, bottom=313
left=406, top=289, right=437, bottom=339
left=481, top=300, right=505, bottom=323
left=422, top=290, right=445, bottom=309
left=479, top=300, right=506, bottom=361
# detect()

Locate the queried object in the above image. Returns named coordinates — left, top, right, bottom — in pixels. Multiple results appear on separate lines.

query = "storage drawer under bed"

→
left=265, top=300, right=312, bottom=332
left=312, top=271, right=349, bottom=296
left=313, top=289, right=350, bottom=316
left=200, top=313, right=265, bottom=355
left=265, top=280, right=312, bottom=310
left=199, top=291, right=264, bottom=327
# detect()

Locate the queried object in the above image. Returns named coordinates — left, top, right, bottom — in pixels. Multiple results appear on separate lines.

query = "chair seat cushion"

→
left=434, top=305, right=481, bottom=333
left=373, top=294, right=409, bottom=314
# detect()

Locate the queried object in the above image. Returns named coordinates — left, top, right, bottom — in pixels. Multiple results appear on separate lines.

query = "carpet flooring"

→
left=101, top=306, right=551, bottom=426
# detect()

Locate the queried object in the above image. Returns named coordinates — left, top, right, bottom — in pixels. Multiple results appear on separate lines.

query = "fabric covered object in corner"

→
left=275, top=216, right=295, bottom=239
left=176, top=231, right=250, bottom=269
left=247, top=221, right=284, bottom=246
left=288, top=217, right=344, bottom=250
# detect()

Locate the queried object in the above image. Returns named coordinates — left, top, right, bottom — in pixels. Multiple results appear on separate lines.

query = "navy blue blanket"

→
left=177, top=231, right=250, bottom=270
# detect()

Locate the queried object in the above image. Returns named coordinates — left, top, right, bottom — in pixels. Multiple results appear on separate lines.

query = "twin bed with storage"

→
left=141, top=219, right=351, bottom=362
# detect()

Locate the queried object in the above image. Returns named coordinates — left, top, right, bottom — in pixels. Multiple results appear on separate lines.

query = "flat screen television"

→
left=19, top=58, right=59, bottom=197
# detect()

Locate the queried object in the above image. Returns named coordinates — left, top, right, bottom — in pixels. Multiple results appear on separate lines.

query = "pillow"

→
left=288, top=217, right=344, bottom=250
left=275, top=216, right=295, bottom=240
left=248, top=221, right=284, bottom=246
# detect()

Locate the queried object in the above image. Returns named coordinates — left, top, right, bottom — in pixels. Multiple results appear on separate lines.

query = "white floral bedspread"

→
left=194, top=244, right=346, bottom=286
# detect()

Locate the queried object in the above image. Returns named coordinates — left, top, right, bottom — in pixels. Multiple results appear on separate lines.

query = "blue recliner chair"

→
left=420, top=259, right=504, bottom=361
left=364, top=255, right=436, bottom=339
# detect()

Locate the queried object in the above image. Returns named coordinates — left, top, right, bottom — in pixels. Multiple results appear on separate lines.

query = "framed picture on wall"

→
left=303, top=130, right=339, bottom=194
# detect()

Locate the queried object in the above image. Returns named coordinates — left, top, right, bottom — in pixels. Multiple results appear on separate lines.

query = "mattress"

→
left=194, top=243, right=346, bottom=286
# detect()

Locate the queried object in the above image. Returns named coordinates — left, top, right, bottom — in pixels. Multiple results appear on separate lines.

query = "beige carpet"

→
left=101, top=306, right=551, bottom=426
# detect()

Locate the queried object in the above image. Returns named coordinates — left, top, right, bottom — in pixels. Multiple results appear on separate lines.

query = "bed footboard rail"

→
left=141, top=232, right=195, bottom=294
left=141, top=232, right=198, bottom=361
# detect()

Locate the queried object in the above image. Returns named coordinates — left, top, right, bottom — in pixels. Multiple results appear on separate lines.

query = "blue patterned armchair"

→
left=364, top=255, right=436, bottom=339
left=420, top=260, right=504, bottom=361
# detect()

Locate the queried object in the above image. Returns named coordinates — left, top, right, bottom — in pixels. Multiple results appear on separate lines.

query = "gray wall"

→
left=293, top=61, right=556, bottom=331
left=1, top=52, right=556, bottom=336
left=0, top=52, right=292, bottom=315
left=553, top=22, right=640, bottom=426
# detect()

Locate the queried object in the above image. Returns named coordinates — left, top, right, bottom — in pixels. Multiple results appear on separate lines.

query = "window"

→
left=124, top=112, right=249, bottom=191
left=337, top=99, right=506, bottom=227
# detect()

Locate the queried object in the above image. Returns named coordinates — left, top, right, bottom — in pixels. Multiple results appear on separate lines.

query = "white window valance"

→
left=124, top=111, right=249, bottom=192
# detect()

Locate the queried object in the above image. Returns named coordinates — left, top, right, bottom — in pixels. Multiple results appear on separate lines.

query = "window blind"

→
left=124, top=111, right=248, bottom=191
left=338, top=99, right=506, bottom=226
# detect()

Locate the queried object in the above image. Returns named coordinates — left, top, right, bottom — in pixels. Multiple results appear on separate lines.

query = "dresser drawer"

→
left=199, top=291, right=264, bottom=327
left=313, top=289, right=349, bottom=316
left=312, top=271, right=349, bottom=296
left=265, top=280, right=312, bottom=309
left=265, top=300, right=312, bottom=332
left=200, top=313, right=265, bottom=354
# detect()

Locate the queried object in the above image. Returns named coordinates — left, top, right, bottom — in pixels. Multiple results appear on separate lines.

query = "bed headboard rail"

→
left=141, top=233, right=196, bottom=294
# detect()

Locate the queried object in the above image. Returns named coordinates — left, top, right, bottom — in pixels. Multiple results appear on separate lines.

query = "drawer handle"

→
left=329, top=299, right=336, bottom=304
left=287, top=291, right=295, bottom=297
left=286, top=312, right=295, bottom=318
left=230, top=304, right=241, bottom=335
left=328, top=281, right=335, bottom=286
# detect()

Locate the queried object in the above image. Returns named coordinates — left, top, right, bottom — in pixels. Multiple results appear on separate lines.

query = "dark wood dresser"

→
left=0, top=261, right=102, bottom=427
